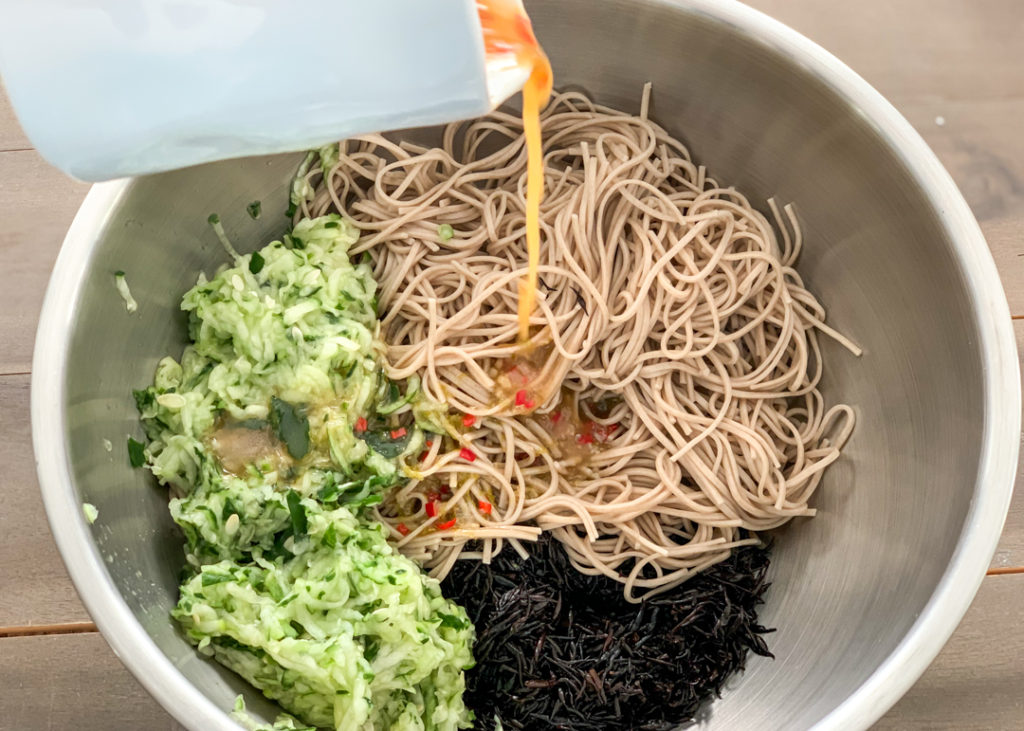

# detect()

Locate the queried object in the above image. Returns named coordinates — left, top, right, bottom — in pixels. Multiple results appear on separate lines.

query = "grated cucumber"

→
left=134, top=215, right=472, bottom=730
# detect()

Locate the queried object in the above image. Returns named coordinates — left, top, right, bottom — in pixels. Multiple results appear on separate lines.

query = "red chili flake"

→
left=462, top=414, right=476, bottom=428
left=439, top=485, right=452, bottom=496
left=577, top=433, right=595, bottom=445
left=418, top=450, right=430, bottom=462
left=426, top=440, right=433, bottom=447
left=596, top=423, right=620, bottom=441
left=459, top=447, right=477, bottom=462
left=354, top=417, right=368, bottom=432
left=514, top=389, right=530, bottom=407
left=551, top=411, right=562, bottom=424
left=396, top=523, right=410, bottom=536
left=436, top=518, right=456, bottom=530
left=390, top=427, right=407, bottom=439
left=425, top=501, right=438, bottom=517
left=478, top=499, right=493, bottom=514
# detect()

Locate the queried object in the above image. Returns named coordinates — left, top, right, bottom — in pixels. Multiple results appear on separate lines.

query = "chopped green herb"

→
left=249, top=251, right=265, bottom=274
left=201, top=571, right=234, bottom=587
left=127, top=437, right=146, bottom=468
left=438, top=223, right=455, bottom=242
left=359, top=429, right=411, bottom=459
left=82, top=502, right=99, bottom=524
left=438, top=612, right=469, bottom=631
left=286, top=490, right=307, bottom=538
left=316, top=475, right=342, bottom=503
left=322, top=522, right=337, bottom=549
left=132, top=389, right=154, bottom=411
left=221, top=496, right=240, bottom=521
left=317, top=474, right=391, bottom=509
left=270, top=397, right=309, bottom=459
left=246, top=200, right=262, bottom=220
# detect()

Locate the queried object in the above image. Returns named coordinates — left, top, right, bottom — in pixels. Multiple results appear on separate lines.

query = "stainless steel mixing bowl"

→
left=31, top=0, right=1020, bottom=729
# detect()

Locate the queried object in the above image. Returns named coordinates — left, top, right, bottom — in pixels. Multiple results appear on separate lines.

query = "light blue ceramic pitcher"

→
left=0, top=0, right=529, bottom=181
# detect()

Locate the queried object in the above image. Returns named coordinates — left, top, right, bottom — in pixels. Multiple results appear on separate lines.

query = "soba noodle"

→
left=298, top=88, right=857, bottom=601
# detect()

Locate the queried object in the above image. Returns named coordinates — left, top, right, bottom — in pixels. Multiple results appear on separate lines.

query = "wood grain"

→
left=746, top=0, right=1024, bottom=102
left=0, top=150, right=88, bottom=374
left=0, top=0, right=1022, bottom=728
left=0, top=622, right=97, bottom=638
left=0, top=374, right=92, bottom=627
left=0, top=633, right=184, bottom=731
left=875, top=576, right=1024, bottom=730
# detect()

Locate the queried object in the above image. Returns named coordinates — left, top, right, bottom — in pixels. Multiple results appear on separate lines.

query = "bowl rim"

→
left=31, top=0, right=1020, bottom=729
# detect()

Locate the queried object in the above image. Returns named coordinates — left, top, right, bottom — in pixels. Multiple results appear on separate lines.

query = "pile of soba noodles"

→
left=297, top=88, right=856, bottom=601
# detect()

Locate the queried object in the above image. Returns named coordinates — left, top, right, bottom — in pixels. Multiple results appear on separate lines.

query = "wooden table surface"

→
left=1, top=1, right=1022, bottom=729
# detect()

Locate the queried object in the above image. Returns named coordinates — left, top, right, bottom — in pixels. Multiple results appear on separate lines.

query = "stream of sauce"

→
left=477, top=0, right=553, bottom=343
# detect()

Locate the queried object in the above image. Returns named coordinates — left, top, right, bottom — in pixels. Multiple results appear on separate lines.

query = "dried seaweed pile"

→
left=441, top=537, right=773, bottom=731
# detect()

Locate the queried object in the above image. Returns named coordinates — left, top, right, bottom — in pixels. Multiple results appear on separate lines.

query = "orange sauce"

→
left=519, top=63, right=551, bottom=342
left=491, top=341, right=558, bottom=412
left=477, top=0, right=553, bottom=343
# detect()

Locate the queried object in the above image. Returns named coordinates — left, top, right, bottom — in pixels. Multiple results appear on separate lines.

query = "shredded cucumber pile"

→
left=176, top=500, right=473, bottom=730
left=134, top=215, right=473, bottom=730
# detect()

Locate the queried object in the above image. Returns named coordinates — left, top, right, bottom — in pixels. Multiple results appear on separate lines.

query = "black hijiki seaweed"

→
left=441, top=535, right=773, bottom=731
